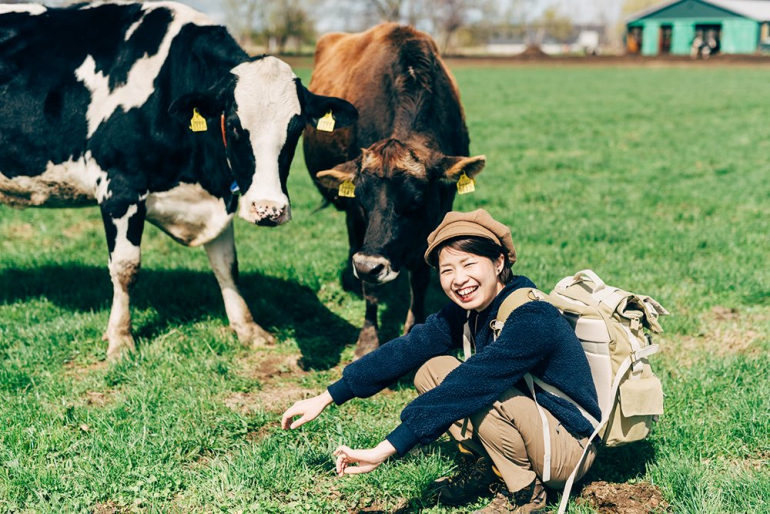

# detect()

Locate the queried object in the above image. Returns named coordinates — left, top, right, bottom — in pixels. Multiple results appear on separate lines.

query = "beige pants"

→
left=415, top=356, right=596, bottom=493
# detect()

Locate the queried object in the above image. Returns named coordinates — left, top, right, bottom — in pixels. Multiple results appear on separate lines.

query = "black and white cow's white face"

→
left=171, top=56, right=357, bottom=226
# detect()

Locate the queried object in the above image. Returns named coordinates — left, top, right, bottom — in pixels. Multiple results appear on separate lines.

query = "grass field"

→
left=1, top=65, right=768, bottom=513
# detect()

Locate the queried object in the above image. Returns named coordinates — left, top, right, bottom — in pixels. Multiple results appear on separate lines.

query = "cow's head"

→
left=170, top=56, right=357, bottom=226
left=316, top=138, right=485, bottom=283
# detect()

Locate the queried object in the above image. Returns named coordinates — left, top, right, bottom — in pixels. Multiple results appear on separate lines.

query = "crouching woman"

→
left=281, top=209, right=600, bottom=513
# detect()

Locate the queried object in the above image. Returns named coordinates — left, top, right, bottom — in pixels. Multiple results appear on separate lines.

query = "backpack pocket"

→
left=619, top=375, right=664, bottom=416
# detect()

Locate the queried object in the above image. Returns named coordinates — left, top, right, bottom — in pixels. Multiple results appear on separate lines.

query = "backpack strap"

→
left=524, top=373, right=552, bottom=483
left=555, top=342, right=660, bottom=514
left=462, top=311, right=473, bottom=361
left=490, top=287, right=544, bottom=339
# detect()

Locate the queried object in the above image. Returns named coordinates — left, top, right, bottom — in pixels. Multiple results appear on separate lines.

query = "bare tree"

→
left=222, top=0, right=262, bottom=45
left=533, top=6, right=573, bottom=45
left=369, top=0, right=404, bottom=21
left=266, top=0, right=315, bottom=53
left=423, top=0, right=495, bottom=54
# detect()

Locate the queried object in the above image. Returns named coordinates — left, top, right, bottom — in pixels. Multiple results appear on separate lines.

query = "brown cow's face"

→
left=317, top=139, right=485, bottom=284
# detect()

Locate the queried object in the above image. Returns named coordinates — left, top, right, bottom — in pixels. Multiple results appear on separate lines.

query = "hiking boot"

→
left=472, top=477, right=547, bottom=514
left=432, top=453, right=499, bottom=505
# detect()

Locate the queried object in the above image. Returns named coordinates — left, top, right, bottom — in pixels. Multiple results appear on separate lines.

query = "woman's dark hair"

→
left=432, top=236, right=513, bottom=284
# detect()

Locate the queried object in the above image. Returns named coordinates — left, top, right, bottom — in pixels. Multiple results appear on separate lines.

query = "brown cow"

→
left=304, top=23, right=485, bottom=358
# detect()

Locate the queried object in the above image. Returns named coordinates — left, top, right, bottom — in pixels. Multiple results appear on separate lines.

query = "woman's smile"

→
left=439, top=247, right=505, bottom=312
left=455, top=285, right=479, bottom=302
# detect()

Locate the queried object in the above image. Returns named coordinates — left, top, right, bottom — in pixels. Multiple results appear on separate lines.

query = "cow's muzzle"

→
left=243, top=200, right=291, bottom=226
left=352, top=253, right=400, bottom=284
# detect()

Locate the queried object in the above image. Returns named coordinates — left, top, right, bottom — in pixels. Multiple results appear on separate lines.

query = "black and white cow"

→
left=0, top=2, right=357, bottom=358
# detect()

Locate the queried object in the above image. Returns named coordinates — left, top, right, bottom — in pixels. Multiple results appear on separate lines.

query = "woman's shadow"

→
left=0, top=264, right=357, bottom=369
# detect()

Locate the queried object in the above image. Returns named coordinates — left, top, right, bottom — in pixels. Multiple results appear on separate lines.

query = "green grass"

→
left=1, top=65, right=768, bottom=513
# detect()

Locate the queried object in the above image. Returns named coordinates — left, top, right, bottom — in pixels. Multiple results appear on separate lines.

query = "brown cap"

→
left=424, top=209, right=516, bottom=267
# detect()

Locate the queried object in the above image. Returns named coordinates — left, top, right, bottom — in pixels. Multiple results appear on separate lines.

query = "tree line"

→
left=224, top=0, right=596, bottom=55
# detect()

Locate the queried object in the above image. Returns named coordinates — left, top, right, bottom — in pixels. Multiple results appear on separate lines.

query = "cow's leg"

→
left=204, top=222, right=274, bottom=346
left=404, top=263, right=430, bottom=334
left=100, top=201, right=146, bottom=359
left=355, top=281, right=381, bottom=359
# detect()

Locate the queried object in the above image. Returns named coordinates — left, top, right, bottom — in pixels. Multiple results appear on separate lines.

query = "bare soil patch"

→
left=351, top=498, right=410, bottom=514
left=3, top=222, right=34, bottom=240
left=236, top=351, right=307, bottom=381
left=92, top=501, right=129, bottom=514
left=63, top=358, right=108, bottom=378
left=224, top=384, right=317, bottom=415
left=578, top=481, right=670, bottom=513
left=62, top=219, right=101, bottom=238
left=702, top=450, right=770, bottom=473
left=84, top=390, right=116, bottom=408
left=663, top=306, right=767, bottom=368
left=225, top=350, right=315, bottom=414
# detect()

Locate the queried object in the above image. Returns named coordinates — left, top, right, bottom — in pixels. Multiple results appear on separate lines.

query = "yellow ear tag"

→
left=338, top=180, right=356, bottom=198
left=317, top=111, right=335, bottom=132
left=189, top=108, right=208, bottom=132
left=457, top=172, right=475, bottom=195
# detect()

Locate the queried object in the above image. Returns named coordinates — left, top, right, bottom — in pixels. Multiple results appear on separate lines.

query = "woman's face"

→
left=438, top=246, right=505, bottom=312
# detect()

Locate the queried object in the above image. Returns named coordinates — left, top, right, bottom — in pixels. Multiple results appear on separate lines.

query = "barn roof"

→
left=627, top=0, right=770, bottom=22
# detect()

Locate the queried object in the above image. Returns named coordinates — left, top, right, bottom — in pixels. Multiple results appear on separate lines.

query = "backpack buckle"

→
left=489, top=320, right=504, bottom=339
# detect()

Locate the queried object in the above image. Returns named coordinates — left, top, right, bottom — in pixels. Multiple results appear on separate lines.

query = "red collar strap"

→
left=220, top=113, right=227, bottom=149
left=221, top=112, right=240, bottom=194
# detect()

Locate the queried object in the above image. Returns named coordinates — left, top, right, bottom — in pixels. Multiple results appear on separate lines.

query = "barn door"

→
left=659, top=25, right=673, bottom=54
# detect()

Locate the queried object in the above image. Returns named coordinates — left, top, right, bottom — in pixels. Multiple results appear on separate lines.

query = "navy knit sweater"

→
left=327, top=276, right=601, bottom=456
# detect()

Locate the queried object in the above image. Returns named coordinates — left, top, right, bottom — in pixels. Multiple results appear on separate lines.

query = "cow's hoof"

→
left=235, top=323, right=275, bottom=347
left=354, top=326, right=379, bottom=360
left=104, top=332, right=136, bottom=361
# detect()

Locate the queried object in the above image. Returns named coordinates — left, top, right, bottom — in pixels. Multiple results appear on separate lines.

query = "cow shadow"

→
left=0, top=264, right=357, bottom=369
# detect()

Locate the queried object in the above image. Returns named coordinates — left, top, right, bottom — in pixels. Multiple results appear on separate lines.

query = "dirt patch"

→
left=3, top=223, right=34, bottom=240
left=236, top=351, right=308, bottom=381
left=63, top=359, right=108, bottom=378
left=224, top=384, right=317, bottom=414
left=578, top=481, right=670, bottom=514
left=62, top=219, right=101, bottom=238
left=519, top=44, right=551, bottom=59
left=84, top=390, right=116, bottom=408
left=225, top=350, right=318, bottom=415
left=92, top=501, right=129, bottom=514
left=702, top=450, right=770, bottom=473
left=245, top=425, right=272, bottom=442
left=662, top=306, right=768, bottom=367
left=351, top=498, right=409, bottom=513
left=710, top=306, right=740, bottom=322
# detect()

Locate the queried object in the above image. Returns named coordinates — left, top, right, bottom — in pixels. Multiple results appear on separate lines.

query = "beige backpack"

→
left=464, top=270, right=668, bottom=513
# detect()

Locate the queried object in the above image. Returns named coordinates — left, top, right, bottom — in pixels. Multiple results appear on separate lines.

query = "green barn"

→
left=626, top=0, right=770, bottom=55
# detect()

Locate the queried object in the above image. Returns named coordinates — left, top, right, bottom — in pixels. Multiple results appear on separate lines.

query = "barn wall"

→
left=721, top=19, right=760, bottom=53
left=671, top=21, right=696, bottom=54
left=642, top=21, right=661, bottom=55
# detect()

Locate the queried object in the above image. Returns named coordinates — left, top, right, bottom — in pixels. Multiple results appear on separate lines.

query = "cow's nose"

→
left=352, top=253, right=391, bottom=283
left=252, top=201, right=289, bottom=225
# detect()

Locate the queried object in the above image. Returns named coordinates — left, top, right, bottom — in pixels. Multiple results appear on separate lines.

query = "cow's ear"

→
left=437, top=155, right=486, bottom=182
left=315, top=158, right=359, bottom=190
left=299, top=83, right=358, bottom=130
left=168, top=92, right=221, bottom=122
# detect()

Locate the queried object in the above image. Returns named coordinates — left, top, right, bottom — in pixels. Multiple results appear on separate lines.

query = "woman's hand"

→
left=281, top=390, right=334, bottom=430
left=333, top=440, right=397, bottom=476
